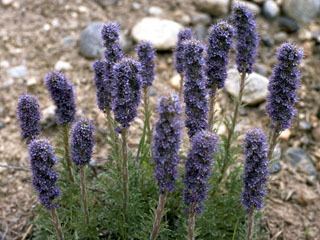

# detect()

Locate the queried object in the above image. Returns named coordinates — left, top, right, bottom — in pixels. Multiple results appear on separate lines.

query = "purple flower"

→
left=93, top=60, right=110, bottom=111
left=232, top=4, right=259, bottom=74
left=184, top=130, right=219, bottom=213
left=206, top=21, right=234, bottom=91
left=183, top=40, right=208, bottom=137
left=266, top=43, right=303, bottom=131
left=44, top=71, right=76, bottom=125
left=174, top=28, right=193, bottom=74
left=29, top=139, right=60, bottom=209
left=102, top=22, right=121, bottom=47
left=242, top=128, right=269, bottom=212
left=152, top=94, right=182, bottom=193
left=136, top=41, right=156, bottom=87
left=112, top=58, right=142, bottom=129
left=17, top=94, right=41, bottom=141
left=71, top=119, right=95, bottom=166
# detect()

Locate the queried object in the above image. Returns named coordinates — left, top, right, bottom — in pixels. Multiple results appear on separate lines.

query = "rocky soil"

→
left=0, top=0, right=320, bottom=239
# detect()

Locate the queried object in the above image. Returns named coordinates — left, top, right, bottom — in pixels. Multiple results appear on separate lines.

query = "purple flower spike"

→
left=266, top=43, right=303, bottom=131
left=29, top=139, right=60, bottom=209
left=112, top=58, right=142, bottom=129
left=152, top=94, right=182, bottom=193
left=184, top=130, right=219, bottom=213
left=174, top=28, right=193, bottom=74
left=93, top=60, right=110, bottom=111
left=136, top=41, right=156, bottom=87
left=183, top=40, right=208, bottom=137
left=232, top=4, right=259, bottom=74
left=242, top=128, right=269, bottom=212
left=44, top=71, right=76, bottom=125
left=17, top=94, right=41, bottom=141
left=71, top=119, right=95, bottom=166
left=206, top=21, right=234, bottom=91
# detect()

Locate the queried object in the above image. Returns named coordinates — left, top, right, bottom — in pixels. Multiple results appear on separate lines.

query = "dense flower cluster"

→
left=206, top=21, right=233, bottom=92
left=44, top=71, right=76, bottom=124
left=93, top=60, right=110, bottom=111
left=184, top=130, right=219, bottom=213
left=241, top=128, right=269, bottom=211
left=71, top=119, right=95, bottom=166
left=17, top=94, right=41, bottom=141
left=152, top=94, right=182, bottom=193
left=183, top=40, right=208, bottom=137
left=29, top=139, right=60, bottom=209
left=266, top=43, right=303, bottom=131
left=232, top=4, right=259, bottom=74
left=136, top=41, right=155, bottom=87
left=112, top=58, right=142, bottom=129
left=174, top=28, right=193, bottom=74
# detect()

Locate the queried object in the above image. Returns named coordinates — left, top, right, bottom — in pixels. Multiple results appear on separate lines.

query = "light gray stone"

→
left=225, top=68, right=269, bottom=105
left=7, top=65, right=28, bottom=79
left=285, top=147, right=317, bottom=176
left=237, top=1, right=261, bottom=15
left=193, top=0, right=229, bottom=16
left=283, top=0, right=320, bottom=23
left=263, top=0, right=279, bottom=19
left=131, top=17, right=183, bottom=50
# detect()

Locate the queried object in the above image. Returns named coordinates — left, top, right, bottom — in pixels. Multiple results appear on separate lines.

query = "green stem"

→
left=121, top=129, right=129, bottom=226
left=150, top=192, right=168, bottom=240
left=187, top=204, right=196, bottom=240
left=247, top=209, right=254, bottom=240
left=208, top=84, right=218, bottom=131
left=50, top=208, right=64, bottom=240
left=62, top=124, right=74, bottom=183
left=80, top=166, right=89, bottom=224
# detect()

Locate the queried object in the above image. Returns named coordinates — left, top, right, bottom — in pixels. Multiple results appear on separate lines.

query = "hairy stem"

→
left=62, top=124, right=74, bottom=183
left=208, top=84, right=218, bottom=131
left=150, top=192, right=168, bottom=240
left=179, top=74, right=184, bottom=100
left=247, top=209, right=254, bottom=240
left=187, top=204, right=196, bottom=240
left=121, top=129, right=129, bottom=225
left=80, top=166, right=89, bottom=224
left=50, top=208, right=64, bottom=240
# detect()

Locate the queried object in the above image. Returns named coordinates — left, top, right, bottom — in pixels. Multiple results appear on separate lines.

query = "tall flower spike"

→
left=266, top=43, right=303, bottom=131
left=29, top=139, right=60, bottom=209
left=44, top=71, right=76, bottom=124
left=93, top=60, right=110, bottom=111
left=152, top=94, right=182, bottom=193
left=183, top=40, right=208, bottom=137
left=184, top=130, right=219, bottom=213
left=232, top=4, right=259, bottom=74
left=174, top=28, right=193, bottom=74
left=112, top=58, right=142, bottom=129
left=136, top=41, right=156, bottom=87
left=206, top=21, right=234, bottom=91
left=242, top=128, right=269, bottom=212
left=71, top=119, right=95, bottom=166
left=17, top=94, right=41, bottom=141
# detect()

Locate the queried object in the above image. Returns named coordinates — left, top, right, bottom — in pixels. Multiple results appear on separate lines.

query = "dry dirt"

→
left=0, top=0, right=319, bottom=239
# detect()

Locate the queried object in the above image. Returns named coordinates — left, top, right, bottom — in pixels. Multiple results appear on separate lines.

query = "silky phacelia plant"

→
left=136, top=41, right=155, bottom=87
left=183, top=40, right=208, bottom=137
left=184, top=130, right=219, bottom=213
left=17, top=94, right=41, bottom=141
left=112, top=58, right=142, bottom=129
left=44, top=71, right=76, bottom=124
left=93, top=60, right=110, bottom=111
left=231, top=4, right=259, bottom=74
left=266, top=43, right=303, bottom=131
left=29, top=139, right=60, bottom=209
left=206, top=21, right=233, bottom=92
left=71, top=119, right=95, bottom=166
left=174, top=28, right=192, bottom=74
left=241, top=128, right=269, bottom=211
left=152, top=94, right=182, bottom=193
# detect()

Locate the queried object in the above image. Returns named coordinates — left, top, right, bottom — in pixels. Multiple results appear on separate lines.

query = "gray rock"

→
left=299, top=121, right=312, bottom=131
left=41, top=105, right=56, bottom=128
left=148, top=6, right=163, bottom=16
left=131, top=17, right=183, bottom=50
left=261, top=34, right=274, bottom=47
left=95, top=0, right=117, bottom=7
left=62, top=36, right=77, bottom=49
left=270, top=161, right=281, bottom=174
left=274, top=32, right=288, bottom=43
left=7, top=65, right=28, bottom=78
left=278, top=17, right=299, bottom=33
left=194, top=24, right=207, bottom=41
left=225, top=68, right=269, bottom=105
left=263, top=0, right=279, bottom=19
left=285, top=148, right=317, bottom=176
left=191, top=12, right=212, bottom=25
left=0, top=121, right=5, bottom=130
left=237, top=1, right=261, bottom=15
left=283, top=0, right=320, bottom=23
left=193, top=0, right=229, bottom=17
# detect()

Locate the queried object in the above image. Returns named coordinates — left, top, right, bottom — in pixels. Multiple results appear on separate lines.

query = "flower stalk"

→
left=121, top=128, right=129, bottom=222
left=80, top=166, right=89, bottom=224
left=150, top=192, right=168, bottom=240
left=62, top=124, right=75, bottom=183
left=187, top=204, right=196, bottom=240
left=50, top=208, right=64, bottom=240
left=247, top=209, right=254, bottom=240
